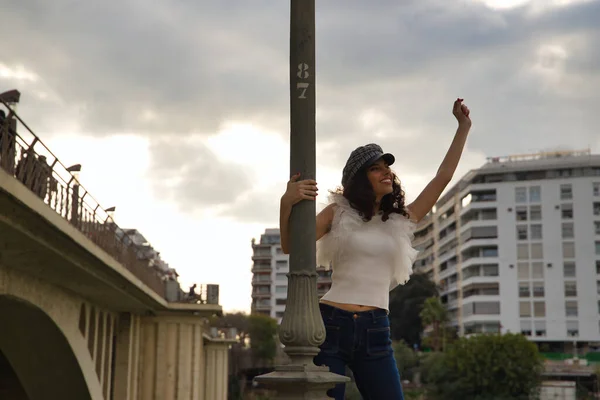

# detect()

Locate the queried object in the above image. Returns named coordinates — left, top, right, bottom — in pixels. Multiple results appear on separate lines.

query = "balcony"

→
left=438, top=247, right=458, bottom=265
left=416, top=245, right=434, bottom=261
left=438, top=214, right=457, bottom=232
left=251, top=263, right=272, bottom=273
left=438, top=263, right=458, bottom=280
left=460, top=238, right=498, bottom=254
left=460, top=191, right=498, bottom=217
left=440, top=281, right=458, bottom=296
left=463, top=321, right=501, bottom=335
left=251, top=291, right=271, bottom=299
left=438, top=229, right=457, bottom=249
left=252, top=276, right=272, bottom=285
left=413, top=232, right=434, bottom=250
left=252, top=253, right=272, bottom=261
left=253, top=302, right=271, bottom=311
left=446, top=299, right=459, bottom=310
left=461, top=274, right=499, bottom=287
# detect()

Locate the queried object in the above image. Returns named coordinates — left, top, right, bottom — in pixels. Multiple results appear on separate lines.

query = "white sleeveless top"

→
left=316, top=193, right=419, bottom=311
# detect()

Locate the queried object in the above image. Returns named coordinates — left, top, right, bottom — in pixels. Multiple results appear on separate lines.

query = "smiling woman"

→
left=279, top=98, right=472, bottom=400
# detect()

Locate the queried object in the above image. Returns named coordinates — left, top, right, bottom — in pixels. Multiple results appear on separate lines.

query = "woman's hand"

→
left=453, top=98, right=471, bottom=128
left=281, top=173, right=318, bottom=207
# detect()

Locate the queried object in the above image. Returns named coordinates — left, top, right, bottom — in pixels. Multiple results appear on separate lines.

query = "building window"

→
left=560, top=184, right=573, bottom=200
left=275, top=286, right=287, bottom=294
left=516, top=225, right=528, bottom=240
left=562, top=222, right=574, bottom=239
left=529, top=186, right=541, bottom=202
left=566, top=301, right=578, bottom=317
left=594, top=182, right=600, bottom=196
left=597, top=280, right=600, bottom=295
left=567, top=321, right=579, bottom=337
left=515, top=187, right=527, bottom=203
left=531, top=243, right=543, bottom=259
left=564, top=281, right=577, bottom=297
left=482, top=264, right=499, bottom=276
left=563, top=242, right=575, bottom=258
left=561, top=204, right=573, bottom=219
left=276, top=273, right=287, bottom=281
left=519, top=301, right=531, bottom=317
left=276, top=260, right=288, bottom=268
left=275, top=247, right=284, bottom=255
left=534, top=320, right=546, bottom=336
left=530, top=224, right=542, bottom=240
left=517, top=262, right=529, bottom=279
left=276, top=298, right=287, bottom=306
left=482, top=247, right=498, bottom=257
left=519, top=282, right=530, bottom=297
left=529, top=205, right=542, bottom=220
left=517, top=244, right=529, bottom=260
left=532, top=262, right=544, bottom=279
left=594, top=202, right=600, bottom=216
left=516, top=206, right=528, bottom=221
left=564, top=262, right=576, bottom=278
left=533, top=301, right=545, bottom=317
left=520, top=320, right=532, bottom=336
left=597, top=261, right=600, bottom=275
left=595, top=222, right=600, bottom=235
left=596, top=241, right=600, bottom=256
left=533, top=282, right=544, bottom=298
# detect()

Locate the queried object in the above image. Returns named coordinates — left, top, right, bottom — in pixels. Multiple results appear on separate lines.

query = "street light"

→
left=254, top=1, right=349, bottom=398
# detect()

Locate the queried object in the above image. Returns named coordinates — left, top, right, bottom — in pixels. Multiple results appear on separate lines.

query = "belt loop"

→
left=369, top=310, right=376, bottom=322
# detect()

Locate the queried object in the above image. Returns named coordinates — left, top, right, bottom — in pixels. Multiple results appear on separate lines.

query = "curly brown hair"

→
left=335, top=167, right=410, bottom=222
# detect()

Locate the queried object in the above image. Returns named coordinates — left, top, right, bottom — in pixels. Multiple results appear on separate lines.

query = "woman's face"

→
left=366, top=158, right=394, bottom=198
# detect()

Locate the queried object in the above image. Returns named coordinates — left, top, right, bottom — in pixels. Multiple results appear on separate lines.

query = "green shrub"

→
left=426, top=333, right=543, bottom=400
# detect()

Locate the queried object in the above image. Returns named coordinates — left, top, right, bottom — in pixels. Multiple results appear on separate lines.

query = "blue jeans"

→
left=314, top=303, right=404, bottom=399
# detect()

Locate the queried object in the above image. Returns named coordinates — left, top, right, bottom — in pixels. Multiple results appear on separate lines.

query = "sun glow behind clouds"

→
left=0, top=63, right=38, bottom=82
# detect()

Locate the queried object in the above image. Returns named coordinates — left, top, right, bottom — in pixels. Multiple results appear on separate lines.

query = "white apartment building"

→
left=413, top=149, right=600, bottom=347
left=251, top=229, right=332, bottom=323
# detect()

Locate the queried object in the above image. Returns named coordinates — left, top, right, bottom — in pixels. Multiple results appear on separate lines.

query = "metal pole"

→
left=254, top=1, right=349, bottom=398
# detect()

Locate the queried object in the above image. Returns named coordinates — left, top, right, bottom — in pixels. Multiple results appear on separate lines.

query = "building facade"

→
left=251, top=228, right=332, bottom=322
left=413, top=149, right=600, bottom=346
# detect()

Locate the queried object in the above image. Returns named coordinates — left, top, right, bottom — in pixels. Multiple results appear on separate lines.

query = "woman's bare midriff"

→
left=320, top=299, right=379, bottom=312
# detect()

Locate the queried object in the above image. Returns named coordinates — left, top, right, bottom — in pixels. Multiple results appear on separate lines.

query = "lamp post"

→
left=254, top=1, right=349, bottom=398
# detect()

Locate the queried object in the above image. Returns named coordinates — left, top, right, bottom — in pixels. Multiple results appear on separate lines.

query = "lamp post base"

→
left=255, top=363, right=350, bottom=400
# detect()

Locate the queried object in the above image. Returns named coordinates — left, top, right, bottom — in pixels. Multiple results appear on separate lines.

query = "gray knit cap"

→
left=341, top=143, right=395, bottom=187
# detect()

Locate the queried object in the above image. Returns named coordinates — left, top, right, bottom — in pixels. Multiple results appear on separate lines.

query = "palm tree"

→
left=420, top=296, right=448, bottom=351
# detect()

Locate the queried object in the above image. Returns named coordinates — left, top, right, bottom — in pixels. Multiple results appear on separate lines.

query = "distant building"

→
left=413, top=149, right=600, bottom=347
left=251, top=228, right=332, bottom=322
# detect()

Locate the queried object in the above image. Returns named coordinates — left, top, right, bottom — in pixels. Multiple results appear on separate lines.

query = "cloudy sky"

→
left=1, top=0, right=599, bottom=312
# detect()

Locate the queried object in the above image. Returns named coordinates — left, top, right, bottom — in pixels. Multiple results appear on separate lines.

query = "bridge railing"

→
left=0, top=99, right=166, bottom=299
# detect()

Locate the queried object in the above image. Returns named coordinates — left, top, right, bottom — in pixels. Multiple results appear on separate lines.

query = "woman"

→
left=279, top=98, right=471, bottom=399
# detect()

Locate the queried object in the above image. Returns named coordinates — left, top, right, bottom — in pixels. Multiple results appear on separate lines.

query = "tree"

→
left=393, top=341, right=419, bottom=382
left=426, top=333, right=543, bottom=400
left=389, top=273, right=438, bottom=346
left=248, top=314, right=278, bottom=363
left=420, top=296, right=449, bottom=351
left=210, top=312, right=250, bottom=344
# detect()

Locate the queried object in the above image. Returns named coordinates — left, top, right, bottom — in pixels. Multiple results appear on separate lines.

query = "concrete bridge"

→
left=0, top=90, right=234, bottom=400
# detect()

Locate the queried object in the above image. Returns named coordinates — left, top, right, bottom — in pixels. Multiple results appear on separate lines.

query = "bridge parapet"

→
left=0, top=93, right=167, bottom=298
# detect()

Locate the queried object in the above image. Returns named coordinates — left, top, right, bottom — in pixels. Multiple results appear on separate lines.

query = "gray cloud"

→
left=1, top=0, right=599, bottom=213
left=148, top=138, right=252, bottom=208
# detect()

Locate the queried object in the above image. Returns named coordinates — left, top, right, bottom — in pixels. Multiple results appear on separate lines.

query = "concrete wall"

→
left=204, top=342, right=230, bottom=400
left=0, top=265, right=104, bottom=400
left=137, top=315, right=207, bottom=400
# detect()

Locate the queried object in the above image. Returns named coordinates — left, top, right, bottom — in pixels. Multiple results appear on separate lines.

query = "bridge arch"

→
left=0, top=294, right=93, bottom=400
